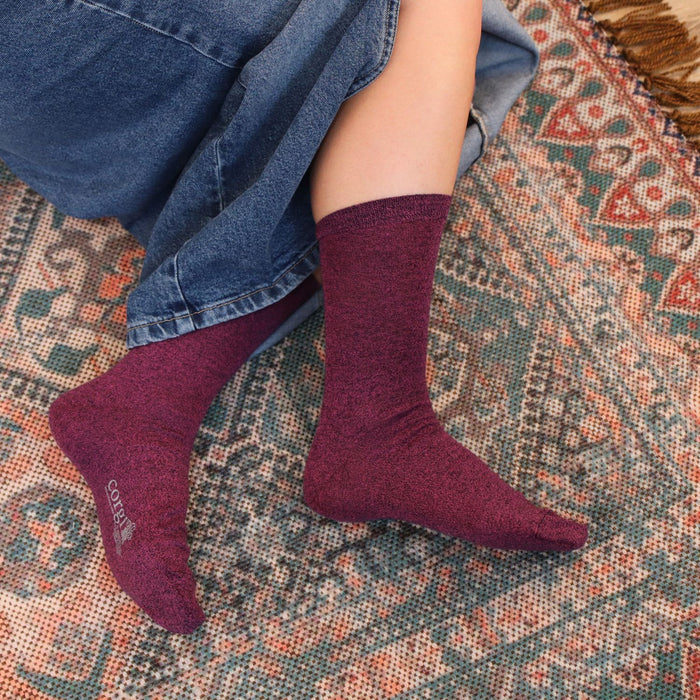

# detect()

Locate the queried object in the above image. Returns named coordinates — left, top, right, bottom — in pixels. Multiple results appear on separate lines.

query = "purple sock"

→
left=304, top=194, right=588, bottom=551
left=49, top=276, right=319, bottom=633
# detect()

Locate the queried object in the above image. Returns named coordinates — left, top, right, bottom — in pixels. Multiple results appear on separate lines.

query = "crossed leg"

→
left=304, top=0, right=589, bottom=551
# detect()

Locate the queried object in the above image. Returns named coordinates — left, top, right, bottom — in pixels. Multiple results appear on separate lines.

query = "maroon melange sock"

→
left=304, top=194, right=588, bottom=552
left=49, top=275, right=319, bottom=634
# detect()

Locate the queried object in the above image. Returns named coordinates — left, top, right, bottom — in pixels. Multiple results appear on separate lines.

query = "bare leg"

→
left=309, top=0, right=482, bottom=221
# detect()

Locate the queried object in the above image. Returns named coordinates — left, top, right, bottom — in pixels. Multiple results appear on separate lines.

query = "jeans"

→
left=0, top=0, right=539, bottom=353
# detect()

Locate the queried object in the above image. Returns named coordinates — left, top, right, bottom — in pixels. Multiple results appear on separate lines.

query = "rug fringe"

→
left=669, top=108, right=700, bottom=136
left=585, top=0, right=700, bottom=144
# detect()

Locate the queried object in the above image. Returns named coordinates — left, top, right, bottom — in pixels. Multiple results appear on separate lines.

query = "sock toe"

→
left=143, top=590, right=205, bottom=634
left=122, top=565, right=206, bottom=634
left=155, top=592, right=205, bottom=635
left=534, top=509, right=588, bottom=551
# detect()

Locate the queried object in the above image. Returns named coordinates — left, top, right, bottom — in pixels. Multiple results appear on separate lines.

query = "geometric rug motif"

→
left=2, top=0, right=700, bottom=697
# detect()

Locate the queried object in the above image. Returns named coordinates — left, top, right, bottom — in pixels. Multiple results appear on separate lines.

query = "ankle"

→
left=319, top=382, right=434, bottom=425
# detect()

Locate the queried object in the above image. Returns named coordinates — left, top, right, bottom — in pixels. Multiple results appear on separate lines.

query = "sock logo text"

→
left=105, top=479, right=136, bottom=556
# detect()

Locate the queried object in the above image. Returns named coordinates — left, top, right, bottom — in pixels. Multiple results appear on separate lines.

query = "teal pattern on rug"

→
left=1, top=0, right=700, bottom=697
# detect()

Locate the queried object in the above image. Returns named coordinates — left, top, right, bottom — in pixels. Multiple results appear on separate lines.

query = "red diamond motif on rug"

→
left=543, top=102, right=592, bottom=141
left=600, top=182, right=651, bottom=225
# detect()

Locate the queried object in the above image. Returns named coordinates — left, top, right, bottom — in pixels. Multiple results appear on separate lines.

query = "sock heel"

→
left=303, top=433, right=386, bottom=523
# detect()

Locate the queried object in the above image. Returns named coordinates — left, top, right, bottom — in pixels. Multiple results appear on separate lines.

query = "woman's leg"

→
left=310, top=0, right=481, bottom=218
left=305, top=0, right=588, bottom=550
left=49, top=277, right=320, bottom=633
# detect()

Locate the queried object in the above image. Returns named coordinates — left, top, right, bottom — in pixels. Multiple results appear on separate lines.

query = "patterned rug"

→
left=2, top=0, right=700, bottom=696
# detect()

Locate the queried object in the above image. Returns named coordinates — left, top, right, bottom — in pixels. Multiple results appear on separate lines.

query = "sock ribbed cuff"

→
left=315, top=193, right=453, bottom=241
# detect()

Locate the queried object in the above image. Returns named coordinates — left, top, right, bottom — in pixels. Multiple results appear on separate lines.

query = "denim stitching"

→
left=127, top=241, right=319, bottom=330
left=172, top=251, right=195, bottom=322
left=345, top=0, right=401, bottom=100
left=214, top=138, right=226, bottom=213
left=73, top=0, right=242, bottom=69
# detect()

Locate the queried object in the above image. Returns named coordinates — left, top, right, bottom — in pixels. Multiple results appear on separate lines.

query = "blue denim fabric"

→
left=0, top=0, right=539, bottom=354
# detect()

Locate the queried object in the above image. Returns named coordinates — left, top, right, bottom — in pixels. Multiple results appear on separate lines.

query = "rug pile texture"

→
left=2, top=0, right=700, bottom=697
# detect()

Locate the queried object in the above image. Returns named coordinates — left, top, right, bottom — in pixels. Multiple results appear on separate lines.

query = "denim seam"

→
left=128, top=241, right=318, bottom=330
left=213, top=78, right=247, bottom=212
left=172, top=250, right=195, bottom=321
left=345, top=0, right=401, bottom=99
left=73, top=0, right=242, bottom=69
left=213, top=2, right=378, bottom=211
left=214, top=138, right=226, bottom=213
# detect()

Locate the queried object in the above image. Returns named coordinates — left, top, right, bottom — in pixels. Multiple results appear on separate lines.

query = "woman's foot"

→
left=305, top=402, right=587, bottom=551
left=49, top=276, right=319, bottom=633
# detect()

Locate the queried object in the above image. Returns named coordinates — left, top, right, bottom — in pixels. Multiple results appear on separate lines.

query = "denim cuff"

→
left=126, top=243, right=320, bottom=349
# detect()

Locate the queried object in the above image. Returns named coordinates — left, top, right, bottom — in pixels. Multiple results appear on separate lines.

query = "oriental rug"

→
left=2, top=0, right=700, bottom=697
